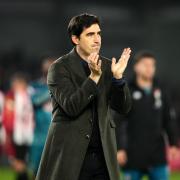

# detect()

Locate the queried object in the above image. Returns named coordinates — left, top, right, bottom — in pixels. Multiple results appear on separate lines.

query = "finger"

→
left=88, top=63, right=94, bottom=71
left=123, top=47, right=131, bottom=56
left=126, top=48, right=131, bottom=55
left=87, top=54, right=93, bottom=64
left=120, top=48, right=131, bottom=62
left=91, top=54, right=99, bottom=67
left=88, top=52, right=95, bottom=59
left=89, top=54, right=99, bottom=68
left=94, top=54, right=99, bottom=65
left=117, top=56, right=129, bottom=67
left=91, top=52, right=98, bottom=63
left=111, top=57, right=116, bottom=67
left=123, top=54, right=130, bottom=64
left=121, top=49, right=127, bottom=59
left=126, top=47, right=131, bottom=55
left=97, top=59, right=102, bottom=69
left=91, top=52, right=97, bottom=58
left=88, top=52, right=96, bottom=63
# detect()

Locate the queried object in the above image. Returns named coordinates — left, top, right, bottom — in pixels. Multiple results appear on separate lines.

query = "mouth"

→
left=92, top=45, right=100, bottom=48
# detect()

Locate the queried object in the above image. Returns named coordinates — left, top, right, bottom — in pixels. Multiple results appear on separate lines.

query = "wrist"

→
left=89, top=73, right=101, bottom=84
left=113, top=73, right=123, bottom=79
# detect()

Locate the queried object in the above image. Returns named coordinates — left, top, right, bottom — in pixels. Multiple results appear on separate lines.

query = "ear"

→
left=71, top=35, right=79, bottom=45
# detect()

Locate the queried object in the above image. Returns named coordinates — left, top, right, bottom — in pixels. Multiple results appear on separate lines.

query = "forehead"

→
left=82, top=23, right=101, bottom=34
left=138, top=57, right=156, bottom=64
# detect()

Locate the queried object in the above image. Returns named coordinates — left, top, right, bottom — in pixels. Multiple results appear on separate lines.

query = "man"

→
left=115, top=51, right=179, bottom=180
left=36, top=13, right=131, bottom=180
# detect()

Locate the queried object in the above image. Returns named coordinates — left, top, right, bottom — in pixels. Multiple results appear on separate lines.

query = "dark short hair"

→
left=67, top=13, right=100, bottom=44
left=134, top=50, right=156, bottom=64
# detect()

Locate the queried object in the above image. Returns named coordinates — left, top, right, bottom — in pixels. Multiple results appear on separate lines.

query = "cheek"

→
left=147, top=67, right=155, bottom=74
left=82, top=39, right=91, bottom=48
left=151, top=69, right=156, bottom=76
left=100, top=37, right=102, bottom=43
left=79, top=41, right=88, bottom=50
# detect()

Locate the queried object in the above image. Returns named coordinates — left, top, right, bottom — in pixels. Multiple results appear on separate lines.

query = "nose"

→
left=94, top=34, right=101, bottom=43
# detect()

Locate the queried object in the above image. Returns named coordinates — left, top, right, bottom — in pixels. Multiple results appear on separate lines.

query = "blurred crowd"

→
left=0, top=51, right=180, bottom=180
left=0, top=56, right=55, bottom=180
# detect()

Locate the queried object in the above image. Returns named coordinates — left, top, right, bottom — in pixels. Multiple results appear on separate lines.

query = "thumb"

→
left=111, top=57, right=116, bottom=67
left=98, top=59, right=102, bottom=69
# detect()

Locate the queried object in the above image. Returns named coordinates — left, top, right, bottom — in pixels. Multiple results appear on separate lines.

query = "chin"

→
left=93, top=49, right=100, bottom=53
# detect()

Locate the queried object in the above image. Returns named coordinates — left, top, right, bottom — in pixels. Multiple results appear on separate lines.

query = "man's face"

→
left=134, top=57, right=156, bottom=80
left=12, top=79, right=27, bottom=91
left=73, top=23, right=101, bottom=56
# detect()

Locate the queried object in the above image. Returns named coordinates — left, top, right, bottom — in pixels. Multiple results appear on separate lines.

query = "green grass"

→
left=169, top=172, right=180, bottom=180
left=0, top=167, right=16, bottom=180
left=0, top=167, right=33, bottom=180
left=0, top=167, right=180, bottom=180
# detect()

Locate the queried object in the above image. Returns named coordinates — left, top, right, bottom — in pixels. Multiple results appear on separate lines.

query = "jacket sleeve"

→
left=163, top=90, right=178, bottom=146
left=47, top=62, right=98, bottom=118
left=110, top=82, right=132, bottom=115
left=111, top=109, right=128, bottom=150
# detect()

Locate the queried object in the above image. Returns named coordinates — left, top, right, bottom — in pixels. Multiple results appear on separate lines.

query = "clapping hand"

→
left=111, top=48, right=131, bottom=79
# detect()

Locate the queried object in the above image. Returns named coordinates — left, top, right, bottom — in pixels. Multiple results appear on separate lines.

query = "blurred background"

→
left=0, top=0, right=180, bottom=179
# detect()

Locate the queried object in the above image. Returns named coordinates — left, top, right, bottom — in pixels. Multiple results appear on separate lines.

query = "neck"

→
left=76, top=46, right=89, bottom=62
left=136, top=76, right=153, bottom=89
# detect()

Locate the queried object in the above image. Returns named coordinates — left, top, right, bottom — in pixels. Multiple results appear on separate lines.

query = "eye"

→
left=86, top=32, right=94, bottom=37
left=98, top=31, right=101, bottom=36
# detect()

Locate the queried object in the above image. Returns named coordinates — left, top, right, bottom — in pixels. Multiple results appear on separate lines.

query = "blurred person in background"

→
left=2, top=72, right=34, bottom=180
left=0, top=90, right=5, bottom=155
left=0, top=91, right=4, bottom=121
left=29, top=56, right=54, bottom=178
left=115, top=51, right=179, bottom=180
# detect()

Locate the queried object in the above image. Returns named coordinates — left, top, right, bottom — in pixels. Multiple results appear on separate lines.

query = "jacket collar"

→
left=66, top=47, right=87, bottom=85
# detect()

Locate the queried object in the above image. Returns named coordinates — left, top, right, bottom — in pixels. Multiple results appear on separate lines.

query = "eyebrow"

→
left=86, top=30, right=101, bottom=36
